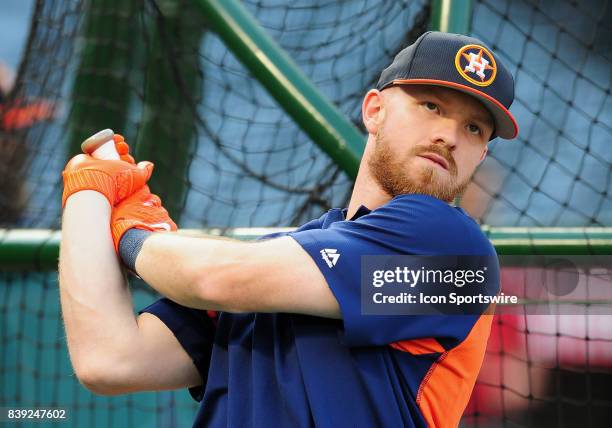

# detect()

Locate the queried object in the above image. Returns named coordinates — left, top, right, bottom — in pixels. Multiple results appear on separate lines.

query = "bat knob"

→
left=81, top=129, right=120, bottom=160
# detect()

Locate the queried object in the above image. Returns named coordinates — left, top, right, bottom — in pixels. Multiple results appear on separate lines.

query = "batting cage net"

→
left=0, top=0, right=611, bottom=426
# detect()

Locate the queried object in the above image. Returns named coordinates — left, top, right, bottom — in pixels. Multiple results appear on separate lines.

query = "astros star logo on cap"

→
left=455, top=44, right=497, bottom=87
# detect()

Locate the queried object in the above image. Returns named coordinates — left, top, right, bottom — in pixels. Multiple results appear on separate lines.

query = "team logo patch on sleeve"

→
left=454, top=44, right=497, bottom=87
left=320, top=248, right=340, bottom=268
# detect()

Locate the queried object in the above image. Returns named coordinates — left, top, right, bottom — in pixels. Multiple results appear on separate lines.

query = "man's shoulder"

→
left=259, top=209, right=340, bottom=241
left=359, top=194, right=468, bottom=228
left=356, top=193, right=495, bottom=255
left=287, top=194, right=495, bottom=256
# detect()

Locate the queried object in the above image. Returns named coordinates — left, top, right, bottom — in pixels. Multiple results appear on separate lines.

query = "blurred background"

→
left=1, top=0, right=611, bottom=426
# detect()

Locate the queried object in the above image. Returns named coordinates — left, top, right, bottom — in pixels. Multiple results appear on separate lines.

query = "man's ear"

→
left=362, top=89, right=385, bottom=135
left=479, top=146, right=488, bottom=163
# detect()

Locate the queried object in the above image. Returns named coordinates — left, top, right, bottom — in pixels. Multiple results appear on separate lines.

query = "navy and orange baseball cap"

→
left=377, top=31, right=518, bottom=140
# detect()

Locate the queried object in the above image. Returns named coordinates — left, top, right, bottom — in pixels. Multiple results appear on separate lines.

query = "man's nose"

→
left=430, top=117, right=461, bottom=150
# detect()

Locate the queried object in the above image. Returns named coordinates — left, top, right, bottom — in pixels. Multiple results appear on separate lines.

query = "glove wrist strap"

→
left=118, top=228, right=153, bottom=272
left=112, top=220, right=155, bottom=253
left=62, top=169, right=115, bottom=207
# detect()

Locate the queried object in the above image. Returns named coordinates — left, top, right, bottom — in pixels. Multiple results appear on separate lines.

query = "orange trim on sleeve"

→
left=390, top=337, right=445, bottom=355
left=416, top=305, right=496, bottom=428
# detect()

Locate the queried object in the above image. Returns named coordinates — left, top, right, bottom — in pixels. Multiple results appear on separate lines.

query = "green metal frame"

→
left=482, top=227, right=612, bottom=255
left=2, top=228, right=611, bottom=270
left=67, top=0, right=137, bottom=156
left=135, top=0, right=205, bottom=222
left=430, top=0, right=472, bottom=33
left=192, top=0, right=365, bottom=179
left=4, top=0, right=609, bottom=270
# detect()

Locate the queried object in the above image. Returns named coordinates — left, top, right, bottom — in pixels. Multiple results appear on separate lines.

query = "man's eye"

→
left=424, top=102, right=439, bottom=112
left=467, top=124, right=481, bottom=135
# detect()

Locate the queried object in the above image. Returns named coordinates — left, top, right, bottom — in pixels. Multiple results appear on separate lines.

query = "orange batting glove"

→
left=112, top=134, right=136, bottom=164
left=61, top=139, right=153, bottom=208
left=110, top=185, right=177, bottom=252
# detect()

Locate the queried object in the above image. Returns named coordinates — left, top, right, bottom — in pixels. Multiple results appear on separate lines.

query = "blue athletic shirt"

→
left=139, top=194, right=500, bottom=427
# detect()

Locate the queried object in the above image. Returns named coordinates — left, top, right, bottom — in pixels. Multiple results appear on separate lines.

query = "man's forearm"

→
left=131, top=232, right=341, bottom=318
left=133, top=232, right=243, bottom=311
left=59, top=191, right=140, bottom=377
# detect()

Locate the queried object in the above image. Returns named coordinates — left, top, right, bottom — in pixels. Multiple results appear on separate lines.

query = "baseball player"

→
left=59, top=32, right=518, bottom=427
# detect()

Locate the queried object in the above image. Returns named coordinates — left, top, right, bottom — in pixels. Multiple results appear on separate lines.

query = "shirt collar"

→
left=340, top=205, right=371, bottom=221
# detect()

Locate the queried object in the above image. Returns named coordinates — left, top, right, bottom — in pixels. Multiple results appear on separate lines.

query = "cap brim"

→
left=391, top=79, right=519, bottom=140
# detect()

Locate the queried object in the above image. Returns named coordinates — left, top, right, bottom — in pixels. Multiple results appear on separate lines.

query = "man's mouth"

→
left=418, top=153, right=449, bottom=171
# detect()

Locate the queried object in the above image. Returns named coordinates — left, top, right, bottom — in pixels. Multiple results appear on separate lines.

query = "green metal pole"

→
left=191, top=0, right=365, bottom=179
left=135, top=0, right=205, bottom=222
left=2, top=228, right=612, bottom=270
left=0, top=229, right=61, bottom=270
left=483, top=227, right=612, bottom=255
left=430, top=0, right=472, bottom=34
left=67, top=0, right=138, bottom=155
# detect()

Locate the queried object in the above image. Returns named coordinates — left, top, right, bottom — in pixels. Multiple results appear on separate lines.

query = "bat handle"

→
left=81, top=129, right=120, bottom=160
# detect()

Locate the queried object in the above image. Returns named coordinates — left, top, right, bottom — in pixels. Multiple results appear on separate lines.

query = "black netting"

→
left=461, top=0, right=612, bottom=227
left=1, top=0, right=611, bottom=427
left=0, top=271, right=198, bottom=426
left=0, top=0, right=429, bottom=229
left=0, top=0, right=428, bottom=426
left=462, top=256, right=612, bottom=428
